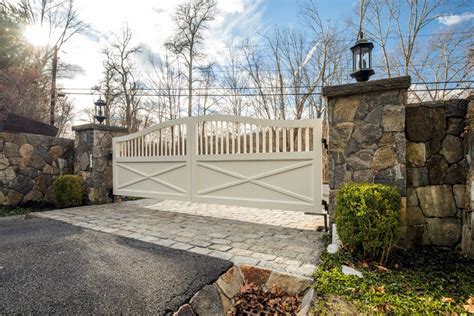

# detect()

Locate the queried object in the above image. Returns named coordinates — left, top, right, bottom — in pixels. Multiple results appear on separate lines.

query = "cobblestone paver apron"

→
left=36, top=199, right=325, bottom=277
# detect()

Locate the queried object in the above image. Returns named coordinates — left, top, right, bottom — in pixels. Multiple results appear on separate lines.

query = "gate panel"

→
left=113, top=119, right=192, bottom=201
left=113, top=116, right=323, bottom=213
left=192, top=117, right=322, bottom=213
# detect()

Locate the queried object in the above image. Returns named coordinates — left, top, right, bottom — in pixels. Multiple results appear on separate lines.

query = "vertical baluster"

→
left=220, top=121, right=224, bottom=154
left=183, top=124, right=187, bottom=155
left=305, top=127, right=310, bottom=151
left=249, top=124, right=253, bottom=154
left=276, top=128, right=280, bottom=152
left=243, top=124, right=247, bottom=154
left=225, top=122, right=230, bottom=155
left=237, top=122, right=241, bottom=154
left=283, top=128, right=287, bottom=152
left=204, top=122, right=208, bottom=155
left=198, top=123, right=202, bottom=155
left=209, top=121, right=214, bottom=155
left=231, top=122, right=235, bottom=154
left=256, top=125, right=260, bottom=153
left=298, top=128, right=302, bottom=152
left=261, top=126, right=265, bottom=153
left=290, top=128, right=294, bottom=152
left=269, top=126, right=273, bottom=153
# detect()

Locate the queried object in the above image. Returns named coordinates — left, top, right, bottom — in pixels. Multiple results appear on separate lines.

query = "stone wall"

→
left=324, top=76, right=473, bottom=256
left=463, top=97, right=474, bottom=257
left=404, top=99, right=468, bottom=248
left=73, top=124, right=127, bottom=204
left=0, top=131, right=74, bottom=205
left=324, top=76, right=410, bottom=223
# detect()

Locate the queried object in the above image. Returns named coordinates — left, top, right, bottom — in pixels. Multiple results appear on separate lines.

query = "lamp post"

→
left=350, top=32, right=375, bottom=82
left=94, top=98, right=106, bottom=125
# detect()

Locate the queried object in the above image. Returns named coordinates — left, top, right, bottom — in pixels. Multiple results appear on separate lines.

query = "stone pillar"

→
left=322, top=76, right=411, bottom=224
left=463, top=95, right=474, bottom=257
left=72, top=124, right=127, bottom=204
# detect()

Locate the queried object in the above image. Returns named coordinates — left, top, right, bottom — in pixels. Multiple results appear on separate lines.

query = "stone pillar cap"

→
left=72, top=124, right=128, bottom=133
left=322, top=76, right=411, bottom=98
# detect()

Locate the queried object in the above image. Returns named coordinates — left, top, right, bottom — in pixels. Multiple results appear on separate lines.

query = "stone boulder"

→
left=416, top=185, right=457, bottom=218
left=426, top=155, right=448, bottom=184
left=440, top=135, right=463, bottom=164
left=426, top=218, right=461, bottom=247
left=3, top=142, right=19, bottom=158
left=382, top=105, right=405, bottom=132
left=8, top=175, right=34, bottom=195
left=19, top=143, right=33, bottom=168
left=372, top=146, right=398, bottom=171
left=406, top=143, right=426, bottom=167
left=406, top=106, right=445, bottom=143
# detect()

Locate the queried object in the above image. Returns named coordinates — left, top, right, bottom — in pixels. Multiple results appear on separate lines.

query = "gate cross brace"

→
left=116, top=163, right=187, bottom=194
left=196, top=160, right=313, bottom=203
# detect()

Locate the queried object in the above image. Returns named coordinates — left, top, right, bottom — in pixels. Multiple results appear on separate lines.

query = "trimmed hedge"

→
left=335, top=183, right=401, bottom=263
left=53, top=175, right=84, bottom=208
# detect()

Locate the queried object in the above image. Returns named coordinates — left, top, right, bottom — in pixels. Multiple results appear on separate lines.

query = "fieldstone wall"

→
left=405, top=99, right=468, bottom=248
left=0, top=131, right=74, bottom=206
left=463, top=96, right=474, bottom=257
left=323, top=76, right=411, bottom=223
left=73, top=124, right=127, bottom=204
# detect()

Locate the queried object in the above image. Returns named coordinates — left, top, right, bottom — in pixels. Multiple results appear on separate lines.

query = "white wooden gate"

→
left=113, top=116, right=324, bottom=214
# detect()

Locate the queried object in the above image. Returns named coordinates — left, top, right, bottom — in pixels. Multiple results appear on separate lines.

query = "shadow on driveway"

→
left=0, top=216, right=231, bottom=314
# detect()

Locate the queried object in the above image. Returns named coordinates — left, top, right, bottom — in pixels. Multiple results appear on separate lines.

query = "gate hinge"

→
left=321, top=200, right=328, bottom=211
left=321, top=138, right=328, bottom=151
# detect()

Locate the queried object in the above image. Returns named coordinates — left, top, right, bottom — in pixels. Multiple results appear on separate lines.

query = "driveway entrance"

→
left=113, top=116, right=325, bottom=215
left=37, top=199, right=325, bottom=277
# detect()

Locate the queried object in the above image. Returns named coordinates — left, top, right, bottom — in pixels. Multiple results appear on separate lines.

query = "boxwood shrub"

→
left=53, top=175, right=84, bottom=208
left=335, top=183, right=401, bottom=263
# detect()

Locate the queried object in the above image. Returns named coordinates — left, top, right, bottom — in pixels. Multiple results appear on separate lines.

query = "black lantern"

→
left=94, top=98, right=106, bottom=124
left=350, top=32, right=375, bottom=82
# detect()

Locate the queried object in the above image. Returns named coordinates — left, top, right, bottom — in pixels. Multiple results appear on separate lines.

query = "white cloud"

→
left=59, top=0, right=266, bottom=124
left=437, top=12, right=474, bottom=26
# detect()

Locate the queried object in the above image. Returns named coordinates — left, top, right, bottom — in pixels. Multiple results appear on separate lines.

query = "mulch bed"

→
left=228, top=282, right=302, bottom=315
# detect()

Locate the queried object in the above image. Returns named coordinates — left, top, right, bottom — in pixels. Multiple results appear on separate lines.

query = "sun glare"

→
left=24, top=24, right=51, bottom=47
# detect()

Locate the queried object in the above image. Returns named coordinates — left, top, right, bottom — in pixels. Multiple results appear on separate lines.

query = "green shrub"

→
left=335, top=183, right=401, bottom=263
left=53, top=175, right=84, bottom=208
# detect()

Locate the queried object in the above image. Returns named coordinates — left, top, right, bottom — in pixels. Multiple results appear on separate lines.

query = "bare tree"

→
left=102, top=26, right=143, bottom=132
left=166, top=0, right=217, bottom=117
left=361, top=0, right=473, bottom=100
left=146, top=50, right=184, bottom=122
left=218, top=47, right=249, bottom=116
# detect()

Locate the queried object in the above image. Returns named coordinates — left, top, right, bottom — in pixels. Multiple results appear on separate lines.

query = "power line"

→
left=60, top=80, right=474, bottom=92
left=222, top=31, right=473, bottom=48
left=62, top=86, right=472, bottom=98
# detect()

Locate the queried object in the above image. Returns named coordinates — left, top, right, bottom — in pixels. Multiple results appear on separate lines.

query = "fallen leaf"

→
left=370, top=285, right=385, bottom=293
left=375, top=265, right=391, bottom=272
left=362, top=261, right=369, bottom=268
left=464, top=297, right=474, bottom=313
left=441, top=297, right=455, bottom=304
left=240, top=282, right=254, bottom=293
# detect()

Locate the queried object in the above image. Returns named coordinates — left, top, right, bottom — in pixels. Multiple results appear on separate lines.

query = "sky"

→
left=24, top=0, right=473, bottom=125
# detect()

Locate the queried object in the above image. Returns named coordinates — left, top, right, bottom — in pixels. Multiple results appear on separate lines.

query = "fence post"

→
left=322, top=76, right=411, bottom=227
left=72, top=124, right=128, bottom=204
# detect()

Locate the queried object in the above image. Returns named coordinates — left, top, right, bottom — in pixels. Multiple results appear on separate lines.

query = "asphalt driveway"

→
left=0, top=216, right=232, bottom=314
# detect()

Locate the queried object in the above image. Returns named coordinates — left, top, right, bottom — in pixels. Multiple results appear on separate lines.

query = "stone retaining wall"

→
left=404, top=99, right=468, bottom=247
left=0, top=131, right=74, bottom=205
left=324, top=76, right=473, bottom=256
left=73, top=124, right=127, bottom=204
left=324, top=76, right=410, bottom=223
left=463, top=97, right=474, bottom=257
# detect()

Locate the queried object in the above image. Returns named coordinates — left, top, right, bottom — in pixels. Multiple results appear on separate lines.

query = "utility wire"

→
left=60, top=80, right=474, bottom=92
left=62, top=86, right=473, bottom=98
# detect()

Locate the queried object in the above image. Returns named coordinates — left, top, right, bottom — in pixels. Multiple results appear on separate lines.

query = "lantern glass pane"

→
left=361, top=46, right=370, bottom=69
left=354, top=47, right=361, bottom=71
